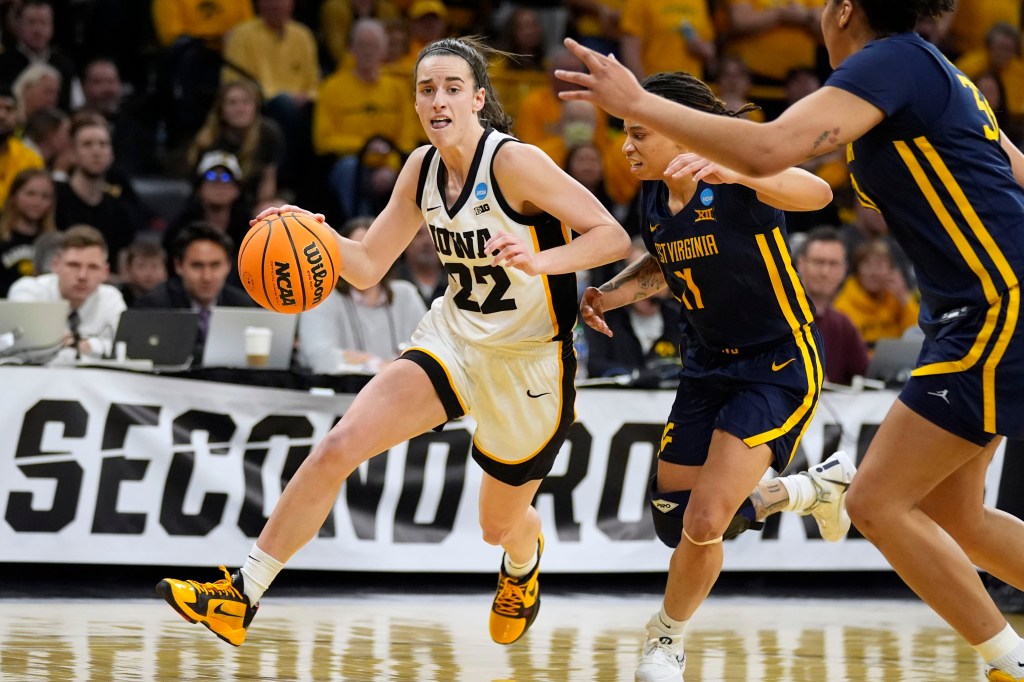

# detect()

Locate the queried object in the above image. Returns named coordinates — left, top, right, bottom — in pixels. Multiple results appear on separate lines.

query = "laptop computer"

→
left=0, top=300, right=69, bottom=361
left=201, top=307, right=297, bottom=370
left=114, top=309, right=200, bottom=369
left=866, top=337, right=923, bottom=385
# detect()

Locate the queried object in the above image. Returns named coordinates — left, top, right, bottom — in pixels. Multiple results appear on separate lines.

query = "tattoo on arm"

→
left=809, top=127, right=842, bottom=159
left=598, top=254, right=664, bottom=294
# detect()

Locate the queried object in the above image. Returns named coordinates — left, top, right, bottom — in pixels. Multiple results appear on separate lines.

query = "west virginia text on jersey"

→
left=640, top=180, right=814, bottom=351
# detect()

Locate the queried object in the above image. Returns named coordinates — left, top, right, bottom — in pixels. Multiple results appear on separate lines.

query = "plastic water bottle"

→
left=574, top=322, right=588, bottom=381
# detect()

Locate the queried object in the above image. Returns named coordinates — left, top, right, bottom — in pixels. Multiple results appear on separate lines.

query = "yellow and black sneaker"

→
left=489, top=534, right=544, bottom=645
left=156, top=566, right=258, bottom=646
left=989, top=666, right=1024, bottom=681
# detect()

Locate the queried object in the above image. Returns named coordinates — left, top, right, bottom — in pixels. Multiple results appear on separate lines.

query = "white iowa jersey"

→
left=416, top=128, right=577, bottom=346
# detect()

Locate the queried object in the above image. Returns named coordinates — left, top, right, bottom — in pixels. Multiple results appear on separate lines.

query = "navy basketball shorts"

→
left=902, top=287, right=1024, bottom=444
left=658, top=326, right=825, bottom=474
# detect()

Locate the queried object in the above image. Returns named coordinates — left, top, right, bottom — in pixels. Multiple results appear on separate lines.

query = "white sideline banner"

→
left=0, top=367, right=1009, bottom=571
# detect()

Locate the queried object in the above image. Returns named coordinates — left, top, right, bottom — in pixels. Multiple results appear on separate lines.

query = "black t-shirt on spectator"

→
left=0, top=231, right=36, bottom=297
left=55, top=179, right=145, bottom=267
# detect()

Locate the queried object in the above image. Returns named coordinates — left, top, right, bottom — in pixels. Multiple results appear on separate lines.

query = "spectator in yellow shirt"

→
left=833, top=238, right=920, bottom=352
left=948, top=0, right=1021, bottom=57
left=223, top=0, right=320, bottom=196
left=316, top=18, right=418, bottom=218
left=956, top=22, right=1024, bottom=134
left=0, top=85, right=43, bottom=207
left=620, top=0, right=714, bottom=79
left=721, top=0, right=822, bottom=117
left=151, top=0, right=253, bottom=48
left=319, top=0, right=400, bottom=70
left=151, top=0, right=255, bottom=148
left=515, top=48, right=609, bottom=147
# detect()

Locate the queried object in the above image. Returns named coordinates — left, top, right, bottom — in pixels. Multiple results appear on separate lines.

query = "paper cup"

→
left=244, top=326, right=273, bottom=367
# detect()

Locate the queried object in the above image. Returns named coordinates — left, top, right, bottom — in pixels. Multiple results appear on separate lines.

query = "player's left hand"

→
left=664, top=153, right=738, bottom=185
left=485, top=230, right=540, bottom=275
left=580, top=287, right=612, bottom=337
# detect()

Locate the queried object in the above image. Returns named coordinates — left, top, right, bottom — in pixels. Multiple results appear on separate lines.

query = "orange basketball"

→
left=237, top=211, right=341, bottom=313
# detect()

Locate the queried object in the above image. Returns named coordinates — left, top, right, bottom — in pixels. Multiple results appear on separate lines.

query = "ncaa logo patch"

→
left=700, top=188, right=714, bottom=206
left=475, top=182, right=488, bottom=200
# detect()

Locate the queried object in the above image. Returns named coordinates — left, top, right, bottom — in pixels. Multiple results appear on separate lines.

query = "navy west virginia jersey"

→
left=639, top=179, right=815, bottom=351
left=829, top=32, right=1024, bottom=440
left=828, top=32, right=1024, bottom=322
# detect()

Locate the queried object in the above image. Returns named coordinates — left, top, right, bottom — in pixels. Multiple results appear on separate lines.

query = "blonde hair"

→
left=188, top=80, right=263, bottom=177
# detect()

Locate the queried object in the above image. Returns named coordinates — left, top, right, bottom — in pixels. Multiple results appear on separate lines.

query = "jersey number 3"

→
left=445, top=263, right=518, bottom=313
left=958, top=75, right=1000, bottom=141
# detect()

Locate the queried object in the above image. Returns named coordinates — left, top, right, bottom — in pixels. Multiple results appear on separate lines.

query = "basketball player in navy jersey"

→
left=559, top=1, right=1024, bottom=679
left=156, top=36, right=631, bottom=649
left=581, top=71, right=855, bottom=681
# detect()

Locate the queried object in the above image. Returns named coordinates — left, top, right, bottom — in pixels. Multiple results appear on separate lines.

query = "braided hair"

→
left=848, top=0, right=955, bottom=36
left=415, top=37, right=514, bottom=134
left=640, top=72, right=760, bottom=118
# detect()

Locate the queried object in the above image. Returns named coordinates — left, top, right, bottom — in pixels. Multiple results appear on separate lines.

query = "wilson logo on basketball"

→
left=274, top=261, right=296, bottom=306
left=303, top=242, right=329, bottom=304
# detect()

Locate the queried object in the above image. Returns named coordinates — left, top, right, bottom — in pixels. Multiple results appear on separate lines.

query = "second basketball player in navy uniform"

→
left=580, top=72, right=855, bottom=682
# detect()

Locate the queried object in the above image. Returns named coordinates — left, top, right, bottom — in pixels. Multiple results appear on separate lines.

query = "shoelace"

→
left=806, top=475, right=833, bottom=509
left=187, top=565, right=243, bottom=600
left=642, top=639, right=684, bottom=667
left=493, top=575, right=530, bottom=616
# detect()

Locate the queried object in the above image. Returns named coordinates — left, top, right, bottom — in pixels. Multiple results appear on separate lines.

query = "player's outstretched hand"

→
left=555, top=37, right=645, bottom=121
left=485, top=230, right=540, bottom=275
left=580, top=286, right=612, bottom=337
left=250, top=204, right=327, bottom=226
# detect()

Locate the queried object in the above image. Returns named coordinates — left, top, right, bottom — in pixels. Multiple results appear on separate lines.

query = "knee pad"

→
left=649, top=478, right=765, bottom=548
left=650, top=484, right=691, bottom=548
left=723, top=498, right=764, bottom=540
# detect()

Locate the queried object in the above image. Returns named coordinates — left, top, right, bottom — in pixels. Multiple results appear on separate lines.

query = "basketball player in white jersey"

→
left=156, top=36, right=633, bottom=648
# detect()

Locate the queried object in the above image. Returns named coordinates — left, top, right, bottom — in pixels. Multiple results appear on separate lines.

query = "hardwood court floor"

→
left=0, top=592, right=1014, bottom=681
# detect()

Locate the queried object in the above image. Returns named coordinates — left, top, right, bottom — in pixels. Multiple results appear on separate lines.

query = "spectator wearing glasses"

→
left=164, top=151, right=252, bottom=264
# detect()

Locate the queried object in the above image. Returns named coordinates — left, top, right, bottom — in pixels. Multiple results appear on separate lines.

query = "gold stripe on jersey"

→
left=985, top=290, right=1021, bottom=431
left=983, top=288, right=1020, bottom=432
left=847, top=144, right=881, bottom=213
left=743, top=229, right=822, bottom=457
left=773, top=228, right=823, bottom=464
left=527, top=223, right=559, bottom=337
left=914, top=137, right=1018, bottom=290
left=405, top=345, right=469, bottom=415
left=895, top=138, right=1002, bottom=376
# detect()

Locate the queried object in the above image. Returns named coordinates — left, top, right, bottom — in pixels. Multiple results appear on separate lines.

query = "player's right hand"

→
left=250, top=204, right=326, bottom=226
left=580, top=286, right=613, bottom=337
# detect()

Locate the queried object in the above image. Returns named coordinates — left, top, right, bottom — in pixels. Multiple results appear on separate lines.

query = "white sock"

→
left=504, top=549, right=538, bottom=578
left=239, top=545, right=285, bottom=605
left=978, top=623, right=1024, bottom=674
left=645, top=606, right=689, bottom=648
left=777, top=473, right=817, bottom=513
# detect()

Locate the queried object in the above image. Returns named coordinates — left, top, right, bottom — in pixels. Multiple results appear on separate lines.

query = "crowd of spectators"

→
left=1, top=0, right=1021, bottom=383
